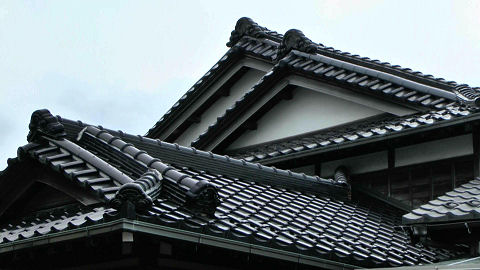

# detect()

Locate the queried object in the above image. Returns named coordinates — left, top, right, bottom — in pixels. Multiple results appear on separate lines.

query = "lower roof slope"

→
left=0, top=110, right=467, bottom=268
left=403, top=178, right=480, bottom=225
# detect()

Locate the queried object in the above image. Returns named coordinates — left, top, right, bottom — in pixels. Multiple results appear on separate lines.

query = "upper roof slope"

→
left=0, top=109, right=465, bottom=268
left=147, top=17, right=480, bottom=143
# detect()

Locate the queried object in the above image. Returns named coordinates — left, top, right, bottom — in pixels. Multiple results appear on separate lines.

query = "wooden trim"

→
left=473, top=126, right=480, bottom=177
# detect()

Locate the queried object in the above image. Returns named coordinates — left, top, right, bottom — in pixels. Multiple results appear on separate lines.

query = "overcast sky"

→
left=0, top=0, right=479, bottom=170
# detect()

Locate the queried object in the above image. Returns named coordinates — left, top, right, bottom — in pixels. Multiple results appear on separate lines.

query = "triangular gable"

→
left=0, top=159, right=101, bottom=221
left=146, top=40, right=276, bottom=141
left=226, top=79, right=417, bottom=150
left=147, top=17, right=477, bottom=152
left=188, top=26, right=478, bottom=151
left=0, top=109, right=130, bottom=220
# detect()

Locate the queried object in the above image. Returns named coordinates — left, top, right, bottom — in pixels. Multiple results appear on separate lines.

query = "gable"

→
left=211, top=74, right=420, bottom=151
left=148, top=39, right=276, bottom=142
left=0, top=159, right=102, bottom=222
left=184, top=18, right=480, bottom=153
left=228, top=86, right=390, bottom=150
left=174, top=67, right=266, bottom=146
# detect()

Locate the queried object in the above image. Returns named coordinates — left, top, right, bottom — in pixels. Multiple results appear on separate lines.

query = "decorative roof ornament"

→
left=276, top=29, right=319, bottom=60
left=334, top=166, right=351, bottom=199
left=453, top=84, right=480, bottom=108
left=27, top=109, right=66, bottom=143
left=227, top=17, right=269, bottom=47
left=185, top=180, right=219, bottom=215
left=109, top=169, right=162, bottom=217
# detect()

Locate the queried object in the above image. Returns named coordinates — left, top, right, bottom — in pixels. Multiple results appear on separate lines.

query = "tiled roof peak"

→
left=109, top=169, right=162, bottom=216
left=277, top=29, right=320, bottom=60
left=227, top=17, right=282, bottom=47
left=57, top=115, right=349, bottom=198
left=454, top=84, right=480, bottom=107
left=27, top=109, right=66, bottom=143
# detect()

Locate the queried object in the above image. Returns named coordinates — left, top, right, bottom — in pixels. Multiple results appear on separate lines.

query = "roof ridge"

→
left=109, top=169, right=163, bottom=217
left=188, top=50, right=473, bottom=151
left=15, top=140, right=121, bottom=202
left=227, top=17, right=476, bottom=91
left=57, top=116, right=349, bottom=199
left=82, top=125, right=220, bottom=214
left=227, top=17, right=283, bottom=47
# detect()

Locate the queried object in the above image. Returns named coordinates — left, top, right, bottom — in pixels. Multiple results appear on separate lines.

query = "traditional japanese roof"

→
left=146, top=33, right=279, bottom=139
left=146, top=17, right=480, bottom=150
left=0, top=109, right=466, bottom=268
left=403, top=178, right=480, bottom=225
left=226, top=105, right=474, bottom=163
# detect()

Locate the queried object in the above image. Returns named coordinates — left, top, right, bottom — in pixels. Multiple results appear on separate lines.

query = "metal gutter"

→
left=260, top=112, right=480, bottom=166
left=0, top=219, right=361, bottom=270
left=0, top=219, right=125, bottom=253
left=292, top=50, right=457, bottom=101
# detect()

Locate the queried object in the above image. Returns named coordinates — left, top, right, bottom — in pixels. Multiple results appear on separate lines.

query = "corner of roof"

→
left=108, top=168, right=162, bottom=218
left=276, top=29, right=321, bottom=61
left=27, top=109, right=67, bottom=143
left=453, top=84, right=480, bottom=109
left=227, top=17, right=281, bottom=47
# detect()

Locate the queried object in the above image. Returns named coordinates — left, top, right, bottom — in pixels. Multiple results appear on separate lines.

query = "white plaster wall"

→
left=321, top=151, right=388, bottom=178
left=395, top=134, right=473, bottom=167
left=227, top=87, right=383, bottom=150
left=175, top=69, right=265, bottom=146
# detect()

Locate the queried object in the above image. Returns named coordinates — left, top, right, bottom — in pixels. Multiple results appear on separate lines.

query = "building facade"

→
left=1, top=17, right=479, bottom=269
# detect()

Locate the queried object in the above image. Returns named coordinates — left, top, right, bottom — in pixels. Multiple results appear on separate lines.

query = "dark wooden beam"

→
left=242, top=121, right=257, bottom=131
left=473, top=126, right=480, bottom=176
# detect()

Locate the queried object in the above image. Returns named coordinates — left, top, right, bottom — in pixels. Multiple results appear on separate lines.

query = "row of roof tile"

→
left=147, top=17, right=480, bottom=142
left=0, top=110, right=466, bottom=267
left=227, top=105, right=474, bottom=163
left=403, top=178, right=480, bottom=224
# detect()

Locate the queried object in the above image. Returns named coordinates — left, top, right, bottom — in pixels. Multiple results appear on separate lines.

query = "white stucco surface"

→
left=395, top=134, right=473, bottom=167
left=228, top=86, right=384, bottom=149
left=291, top=165, right=316, bottom=175
left=321, top=151, right=388, bottom=178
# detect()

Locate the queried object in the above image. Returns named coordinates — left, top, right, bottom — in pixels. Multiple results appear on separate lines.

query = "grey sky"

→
left=0, top=0, right=479, bottom=170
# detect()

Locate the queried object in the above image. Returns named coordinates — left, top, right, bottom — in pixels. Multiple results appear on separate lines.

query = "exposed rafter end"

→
left=242, top=121, right=257, bottom=131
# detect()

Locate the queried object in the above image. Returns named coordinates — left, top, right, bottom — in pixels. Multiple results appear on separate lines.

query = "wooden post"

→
left=387, top=148, right=395, bottom=197
left=473, top=126, right=480, bottom=177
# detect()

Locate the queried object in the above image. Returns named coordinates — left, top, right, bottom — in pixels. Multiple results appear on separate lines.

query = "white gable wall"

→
left=227, top=86, right=385, bottom=150
left=395, top=134, right=473, bottom=167
left=175, top=69, right=265, bottom=146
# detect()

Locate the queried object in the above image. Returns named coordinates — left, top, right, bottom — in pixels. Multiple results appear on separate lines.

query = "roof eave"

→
left=0, top=218, right=361, bottom=270
left=255, top=111, right=480, bottom=165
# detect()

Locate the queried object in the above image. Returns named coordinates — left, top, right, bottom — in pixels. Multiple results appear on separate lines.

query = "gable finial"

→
left=27, top=109, right=67, bottom=143
left=109, top=169, right=162, bottom=218
left=227, top=17, right=268, bottom=47
left=453, top=84, right=480, bottom=108
left=277, top=29, right=319, bottom=60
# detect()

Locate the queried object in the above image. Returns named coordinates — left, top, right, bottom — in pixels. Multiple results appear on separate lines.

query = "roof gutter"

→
left=0, top=219, right=361, bottom=270
left=292, top=51, right=457, bottom=101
